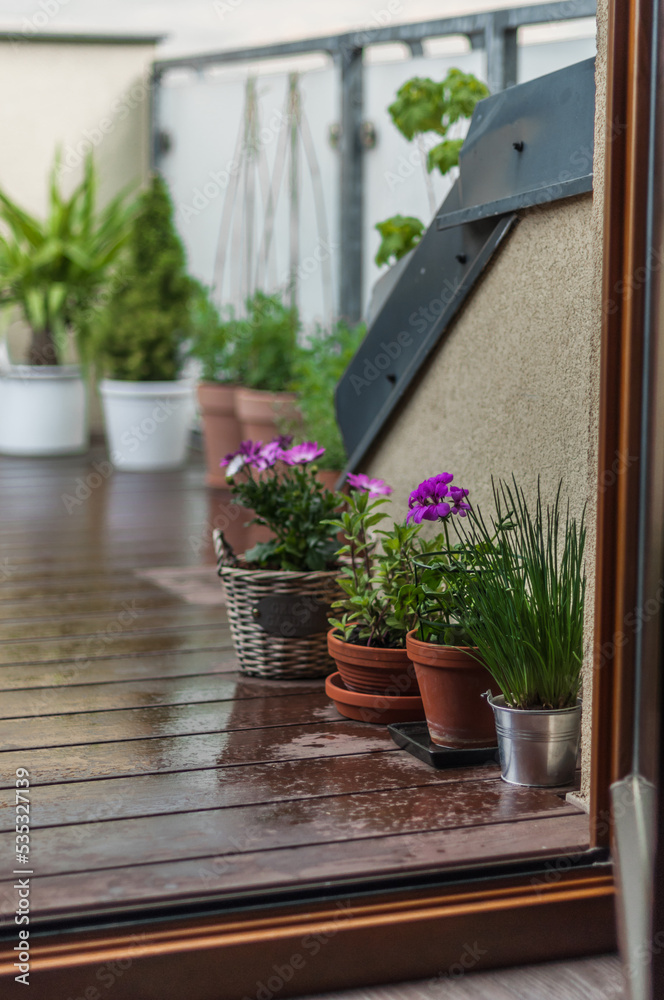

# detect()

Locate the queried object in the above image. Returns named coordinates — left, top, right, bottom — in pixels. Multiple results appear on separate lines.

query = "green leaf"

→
left=374, top=215, right=424, bottom=268
left=427, top=138, right=464, bottom=176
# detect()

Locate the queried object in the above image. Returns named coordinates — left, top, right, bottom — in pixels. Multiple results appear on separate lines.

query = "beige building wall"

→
left=366, top=190, right=604, bottom=794
left=0, top=38, right=156, bottom=213
left=0, top=36, right=157, bottom=424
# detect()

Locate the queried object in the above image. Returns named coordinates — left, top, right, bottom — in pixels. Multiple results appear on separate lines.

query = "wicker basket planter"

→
left=217, top=553, right=341, bottom=679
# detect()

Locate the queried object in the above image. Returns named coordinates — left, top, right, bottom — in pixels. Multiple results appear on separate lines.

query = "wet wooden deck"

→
left=0, top=449, right=589, bottom=925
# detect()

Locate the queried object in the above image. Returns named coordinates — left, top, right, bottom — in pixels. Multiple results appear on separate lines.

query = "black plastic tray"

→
left=388, top=721, right=499, bottom=769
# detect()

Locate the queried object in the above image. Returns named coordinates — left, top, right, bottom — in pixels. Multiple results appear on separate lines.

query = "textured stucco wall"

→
left=365, top=186, right=603, bottom=795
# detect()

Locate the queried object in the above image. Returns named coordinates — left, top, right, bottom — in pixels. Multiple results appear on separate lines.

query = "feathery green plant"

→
left=455, top=479, right=586, bottom=710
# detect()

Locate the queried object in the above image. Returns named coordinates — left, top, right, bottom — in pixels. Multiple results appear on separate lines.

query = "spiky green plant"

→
left=455, top=479, right=586, bottom=710
left=0, top=153, right=136, bottom=365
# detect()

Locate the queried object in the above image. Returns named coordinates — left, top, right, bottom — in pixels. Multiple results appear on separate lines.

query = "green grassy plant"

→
left=456, top=479, right=586, bottom=710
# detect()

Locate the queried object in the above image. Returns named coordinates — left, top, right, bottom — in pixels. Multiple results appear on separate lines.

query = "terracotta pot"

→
left=406, top=630, right=500, bottom=748
left=235, top=387, right=299, bottom=444
left=328, top=629, right=419, bottom=696
left=325, top=672, right=425, bottom=725
left=197, top=382, right=242, bottom=487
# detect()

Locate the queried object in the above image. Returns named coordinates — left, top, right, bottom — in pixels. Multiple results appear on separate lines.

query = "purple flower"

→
left=408, top=473, right=454, bottom=508
left=274, top=434, right=293, bottom=449
left=346, top=473, right=393, bottom=497
left=406, top=473, right=470, bottom=523
left=221, top=441, right=263, bottom=468
left=407, top=501, right=452, bottom=524
left=254, top=440, right=284, bottom=469
left=279, top=441, right=326, bottom=465
left=448, top=486, right=471, bottom=517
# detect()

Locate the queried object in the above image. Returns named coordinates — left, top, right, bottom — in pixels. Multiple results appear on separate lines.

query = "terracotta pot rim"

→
left=325, top=672, right=422, bottom=709
left=328, top=628, right=408, bottom=661
left=197, top=380, right=238, bottom=390
left=235, top=387, right=297, bottom=401
left=405, top=629, right=477, bottom=653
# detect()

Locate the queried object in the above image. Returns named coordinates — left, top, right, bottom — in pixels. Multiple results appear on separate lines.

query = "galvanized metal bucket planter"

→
left=486, top=692, right=582, bottom=787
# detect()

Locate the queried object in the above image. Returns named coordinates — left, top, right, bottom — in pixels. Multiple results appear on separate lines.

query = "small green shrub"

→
left=232, top=290, right=299, bottom=392
left=292, top=319, right=365, bottom=470
left=95, top=175, right=193, bottom=381
left=188, top=282, right=238, bottom=384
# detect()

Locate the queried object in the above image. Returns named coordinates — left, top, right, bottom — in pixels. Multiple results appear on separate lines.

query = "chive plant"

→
left=455, top=478, right=586, bottom=710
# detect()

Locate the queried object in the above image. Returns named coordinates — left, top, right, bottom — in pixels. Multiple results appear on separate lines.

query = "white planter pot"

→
left=0, top=365, right=87, bottom=456
left=99, top=378, right=194, bottom=471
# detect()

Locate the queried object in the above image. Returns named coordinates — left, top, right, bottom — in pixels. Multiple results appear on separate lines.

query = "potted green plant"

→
left=323, top=478, right=444, bottom=725
left=0, top=153, right=135, bottom=456
left=188, top=284, right=243, bottom=487
left=214, top=438, right=343, bottom=679
left=292, top=318, right=366, bottom=489
left=399, top=473, right=501, bottom=748
left=232, top=290, right=300, bottom=443
left=374, top=68, right=489, bottom=271
left=95, top=175, right=195, bottom=471
left=453, top=478, right=586, bottom=787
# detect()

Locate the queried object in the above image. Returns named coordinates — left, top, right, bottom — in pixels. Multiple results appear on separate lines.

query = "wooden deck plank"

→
left=0, top=591, right=214, bottom=619
left=0, top=673, right=323, bottom=717
left=0, top=721, right=398, bottom=787
left=0, top=691, right=337, bottom=749
left=0, top=649, right=240, bottom=689
left=0, top=575, right=207, bottom=601
left=0, top=627, right=233, bottom=666
left=0, top=753, right=497, bottom=829
left=0, top=814, right=590, bottom=922
left=0, top=782, right=579, bottom=879
left=0, top=604, right=224, bottom=640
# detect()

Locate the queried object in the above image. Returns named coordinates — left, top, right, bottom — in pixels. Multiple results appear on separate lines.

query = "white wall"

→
left=0, top=40, right=156, bottom=213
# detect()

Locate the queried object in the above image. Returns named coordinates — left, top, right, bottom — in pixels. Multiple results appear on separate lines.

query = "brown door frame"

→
left=2, top=1, right=660, bottom=995
left=591, top=0, right=663, bottom=839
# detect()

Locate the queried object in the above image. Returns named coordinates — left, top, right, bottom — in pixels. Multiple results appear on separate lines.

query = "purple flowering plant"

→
left=325, top=478, right=448, bottom=648
left=221, top=437, right=343, bottom=571
left=394, top=471, right=489, bottom=646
